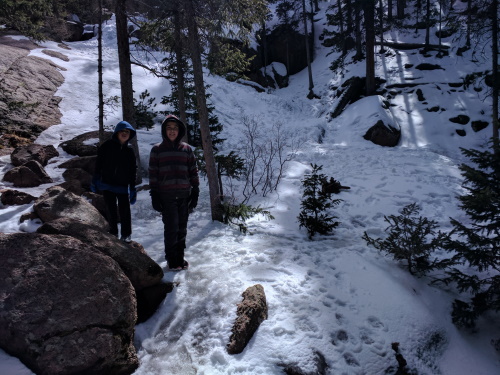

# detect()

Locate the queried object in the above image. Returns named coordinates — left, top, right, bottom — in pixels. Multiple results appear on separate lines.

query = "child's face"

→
left=165, top=122, right=179, bottom=142
left=118, top=129, right=130, bottom=144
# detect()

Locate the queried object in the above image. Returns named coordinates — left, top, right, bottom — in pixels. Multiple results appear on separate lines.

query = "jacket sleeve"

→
left=148, top=146, right=159, bottom=191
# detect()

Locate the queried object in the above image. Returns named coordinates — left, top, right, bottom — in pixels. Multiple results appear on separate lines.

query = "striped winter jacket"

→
left=148, top=116, right=199, bottom=194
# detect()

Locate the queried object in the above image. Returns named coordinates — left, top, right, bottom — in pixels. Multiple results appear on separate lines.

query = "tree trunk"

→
left=364, top=0, right=376, bottom=95
left=98, top=0, right=104, bottom=144
left=378, top=0, right=385, bottom=53
left=354, top=0, right=363, bottom=60
left=492, top=0, right=499, bottom=141
left=337, top=0, right=346, bottom=55
left=397, top=0, right=405, bottom=19
left=425, top=0, right=430, bottom=48
left=184, top=0, right=223, bottom=221
left=302, top=0, right=315, bottom=97
left=116, top=0, right=142, bottom=183
left=466, top=0, right=471, bottom=47
left=174, top=10, right=188, bottom=143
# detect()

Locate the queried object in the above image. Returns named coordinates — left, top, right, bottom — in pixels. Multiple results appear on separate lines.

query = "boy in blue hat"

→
left=92, top=121, right=137, bottom=242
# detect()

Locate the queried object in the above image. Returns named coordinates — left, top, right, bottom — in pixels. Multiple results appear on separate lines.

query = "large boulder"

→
left=11, top=144, right=59, bottom=167
left=2, top=160, right=53, bottom=187
left=0, top=232, right=139, bottom=375
left=33, top=186, right=108, bottom=229
left=363, top=120, right=401, bottom=147
left=37, top=218, right=164, bottom=291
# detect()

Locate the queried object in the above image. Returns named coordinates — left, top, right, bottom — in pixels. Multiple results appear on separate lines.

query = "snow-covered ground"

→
left=1, top=3, right=499, bottom=374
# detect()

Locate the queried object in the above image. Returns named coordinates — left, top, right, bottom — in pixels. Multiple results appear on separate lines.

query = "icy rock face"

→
left=0, top=39, right=64, bottom=155
left=0, top=233, right=139, bottom=375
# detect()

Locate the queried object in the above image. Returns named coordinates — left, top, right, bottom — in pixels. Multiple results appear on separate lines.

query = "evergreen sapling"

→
left=298, top=164, right=342, bottom=239
left=362, top=203, right=450, bottom=276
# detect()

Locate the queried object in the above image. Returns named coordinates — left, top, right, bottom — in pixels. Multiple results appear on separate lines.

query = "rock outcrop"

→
left=0, top=33, right=65, bottom=155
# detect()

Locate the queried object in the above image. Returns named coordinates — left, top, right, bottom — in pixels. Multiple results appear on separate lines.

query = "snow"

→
left=1, top=3, right=500, bottom=375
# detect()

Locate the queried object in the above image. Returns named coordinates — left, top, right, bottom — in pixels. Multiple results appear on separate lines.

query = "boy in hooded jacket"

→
left=92, top=120, right=137, bottom=242
left=149, top=114, right=199, bottom=271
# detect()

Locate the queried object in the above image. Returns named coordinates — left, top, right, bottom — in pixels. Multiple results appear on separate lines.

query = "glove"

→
left=150, top=190, right=163, bottom=212
left=129, top=187, right=137, bottom=205
left=188, top=186, right=199, bottom=213
left=90, top=175, right=100, bottom=193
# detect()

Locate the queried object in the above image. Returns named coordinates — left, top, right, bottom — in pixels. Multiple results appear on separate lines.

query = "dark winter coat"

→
left=94, top=121, right=137, bottom=192
left=148, top=115, right=199, bottom=194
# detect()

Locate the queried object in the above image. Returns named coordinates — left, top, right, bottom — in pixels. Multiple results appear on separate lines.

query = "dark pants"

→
left=103, top=190, right=131, bottom=238
left=159, top=192, right=189, bottom=267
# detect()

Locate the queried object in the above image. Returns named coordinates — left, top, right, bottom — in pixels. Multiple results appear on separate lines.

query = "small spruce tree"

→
left=134, top=90, right=158, bottom=130
left=362, top=203, right=450, bottom=276
left=443, top=138, right=500, bottom=328
left=298, top=164, right=341, bottom=239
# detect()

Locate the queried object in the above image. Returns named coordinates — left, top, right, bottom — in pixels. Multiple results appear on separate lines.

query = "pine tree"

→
left=0, top=0, right=53, bottom=40
left=444, top=138, right=500, bottom=328
left=362, top=203, right=450, bottom=276
left=298, top=164, right=341, bottom=239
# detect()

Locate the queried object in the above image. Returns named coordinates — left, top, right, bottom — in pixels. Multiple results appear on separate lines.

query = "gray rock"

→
left=363, top=120, right=401, bottom=147
left=62, top=167, right=92, bottom=189
left=37, top=217, right=164, bottom=291
left=0, top=232, right=139, bottom=375
left=11, top=144, right=59, bottom=166
left=3, top=160, right=53, bottom=187
left=0, top=36, right=65, bottom=155
left=58, top=155, right=97, bottom=174
left=0, top=189, right=36, bottom=205
left=33, top=186, right=108, bottom=228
